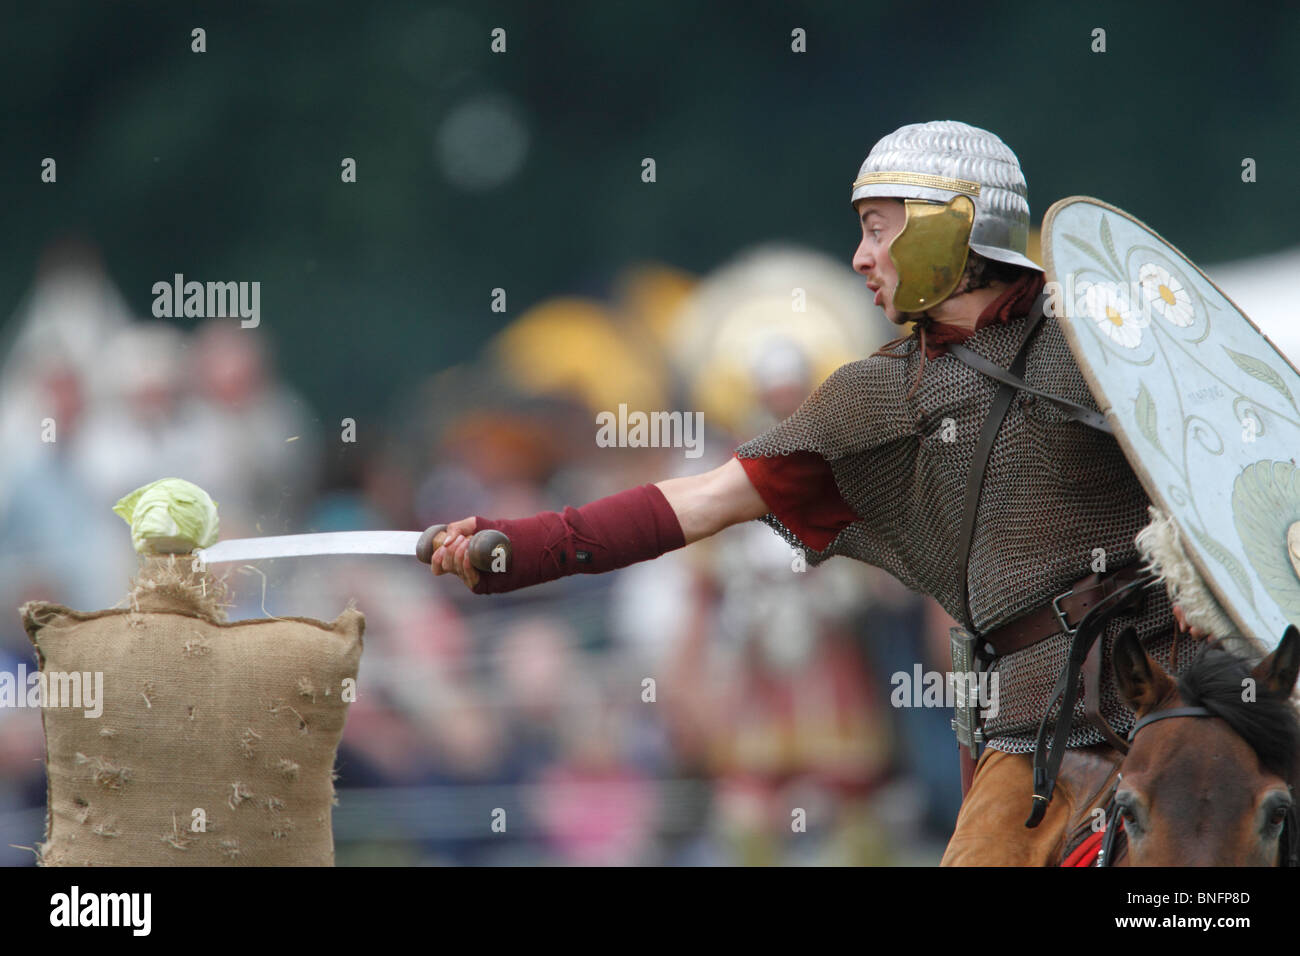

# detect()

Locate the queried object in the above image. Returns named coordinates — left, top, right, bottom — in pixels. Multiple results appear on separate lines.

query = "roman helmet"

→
left=851, top=120, right=1042, bottom=312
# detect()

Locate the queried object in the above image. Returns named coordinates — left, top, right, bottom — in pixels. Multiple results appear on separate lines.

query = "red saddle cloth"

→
left=1061, top=827, right=1105, bottom=867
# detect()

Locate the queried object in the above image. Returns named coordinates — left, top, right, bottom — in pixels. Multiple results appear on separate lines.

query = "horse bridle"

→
left=1095, top=705, right=1299, bottom=867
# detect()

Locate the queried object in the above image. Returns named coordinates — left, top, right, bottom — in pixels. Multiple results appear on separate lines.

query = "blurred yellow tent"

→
left=613, top=262, right=698, bottom=353
left=489, top=297, right=671, bottom=415
left=669, top=244, right=894, bottom=437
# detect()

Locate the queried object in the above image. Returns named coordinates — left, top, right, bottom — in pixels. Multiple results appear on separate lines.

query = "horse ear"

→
left=1251, top=624, right=1300, bottom=699
left=1112, top=625, right=1174, bottom=716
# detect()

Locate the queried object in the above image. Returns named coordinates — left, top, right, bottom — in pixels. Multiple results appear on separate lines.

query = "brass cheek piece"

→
left=887, top=194, right=976, bottom=313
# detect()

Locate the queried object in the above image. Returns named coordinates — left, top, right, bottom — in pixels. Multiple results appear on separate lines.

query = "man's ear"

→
left=1250, top=624, right=1300, bottom=699
left=1112, top=626, right=1175, bottom=716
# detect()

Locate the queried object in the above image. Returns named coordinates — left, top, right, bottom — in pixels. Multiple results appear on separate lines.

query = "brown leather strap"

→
left=984, top=563, right=1147, bottom=657
left=1024, top=572, right=1156, bottom=826
left=1084, top=637, right=1131, bottom=754
left=954, top=295, right=1048, bottom=629
left=947, top=341, right=1113, bottom=435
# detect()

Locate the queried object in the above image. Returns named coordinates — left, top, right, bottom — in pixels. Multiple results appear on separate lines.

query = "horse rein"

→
left=1129, top=706, right=1214, bottom=735
left=1095, top=705, right=1299, bottom=866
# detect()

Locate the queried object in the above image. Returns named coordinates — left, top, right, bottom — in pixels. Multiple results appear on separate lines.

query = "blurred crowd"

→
left=0, top=238, right=964, bottom=866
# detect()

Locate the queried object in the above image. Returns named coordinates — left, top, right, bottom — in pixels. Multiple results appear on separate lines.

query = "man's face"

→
left=852, top=198, right=909, bottom=323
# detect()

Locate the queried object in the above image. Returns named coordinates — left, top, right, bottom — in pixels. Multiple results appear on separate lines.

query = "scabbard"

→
left=949, top=624, right=984, bottom=801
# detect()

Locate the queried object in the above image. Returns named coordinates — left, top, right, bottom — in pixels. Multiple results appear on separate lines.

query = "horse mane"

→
left=1176, top=641, right=1300, bottom=784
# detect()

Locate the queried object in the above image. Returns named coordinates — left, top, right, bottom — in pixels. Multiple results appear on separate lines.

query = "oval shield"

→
left=1043, top=196, right=1300, bottom=650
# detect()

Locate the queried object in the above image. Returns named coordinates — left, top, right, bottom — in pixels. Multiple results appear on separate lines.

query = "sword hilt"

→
left=416, top=525, right=511, bottom=573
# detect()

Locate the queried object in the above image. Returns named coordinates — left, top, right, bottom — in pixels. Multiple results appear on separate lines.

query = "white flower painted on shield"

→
left=1138, top=263, right=1194, bottom=327
left=1078, top=279, right=1142, bottom=349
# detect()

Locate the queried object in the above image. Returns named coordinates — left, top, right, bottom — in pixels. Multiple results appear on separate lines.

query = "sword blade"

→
left=194, top=531, right=423, bottom=565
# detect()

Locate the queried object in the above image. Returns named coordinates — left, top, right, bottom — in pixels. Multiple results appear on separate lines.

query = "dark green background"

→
left=4, top=0, right=1297, bottom=421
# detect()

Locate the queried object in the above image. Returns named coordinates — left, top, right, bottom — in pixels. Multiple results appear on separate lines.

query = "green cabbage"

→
left=113, top=478, right=220, bottom=553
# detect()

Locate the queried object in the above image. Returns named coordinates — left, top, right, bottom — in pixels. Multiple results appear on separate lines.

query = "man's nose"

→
left=852, top=241, right=872, bottom=274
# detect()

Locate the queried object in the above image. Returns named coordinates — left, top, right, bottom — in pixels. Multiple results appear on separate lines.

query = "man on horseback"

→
left=428, top=120, right=1206, bottom=865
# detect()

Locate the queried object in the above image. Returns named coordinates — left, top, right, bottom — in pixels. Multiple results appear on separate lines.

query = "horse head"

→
left=1107, top=623, right=1300, bottom=866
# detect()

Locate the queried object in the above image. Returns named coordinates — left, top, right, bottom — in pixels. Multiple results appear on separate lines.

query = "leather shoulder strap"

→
left=954, top=297, right=1047, bottom=630
left=946, top=342, right=1113, bottom=435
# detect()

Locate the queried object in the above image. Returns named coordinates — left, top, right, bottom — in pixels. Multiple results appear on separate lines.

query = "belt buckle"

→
left=1051, top=589, right=1079, bottom=637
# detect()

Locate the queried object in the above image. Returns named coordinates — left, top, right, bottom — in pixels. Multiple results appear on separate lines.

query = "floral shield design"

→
left=1042, top=196, right=1300, bottom=650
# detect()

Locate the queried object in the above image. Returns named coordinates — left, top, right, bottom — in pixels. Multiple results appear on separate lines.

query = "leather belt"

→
left=982, top=562, right=1147, bottom=658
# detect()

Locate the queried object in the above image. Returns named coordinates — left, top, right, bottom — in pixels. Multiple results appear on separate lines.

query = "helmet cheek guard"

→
left=888, top=195, right=975, bottom=313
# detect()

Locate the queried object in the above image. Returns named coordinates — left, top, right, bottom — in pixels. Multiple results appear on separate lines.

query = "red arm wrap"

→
left=468, top=483, right=687, bottom=595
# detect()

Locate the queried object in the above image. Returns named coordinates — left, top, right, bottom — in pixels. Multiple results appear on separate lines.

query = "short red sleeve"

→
left=735, top=450, right=858, bottom=552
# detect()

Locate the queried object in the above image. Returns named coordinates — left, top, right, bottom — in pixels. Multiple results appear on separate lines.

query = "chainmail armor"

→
left=734, top=309, right=1183, bottom=752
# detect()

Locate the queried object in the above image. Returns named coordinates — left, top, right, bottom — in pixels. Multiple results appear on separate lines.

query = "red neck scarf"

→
left=874, top=270, right=1046, bottom=398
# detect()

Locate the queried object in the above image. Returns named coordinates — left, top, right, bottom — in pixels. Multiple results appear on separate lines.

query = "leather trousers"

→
left=940, top=744, right=1122, bottom=866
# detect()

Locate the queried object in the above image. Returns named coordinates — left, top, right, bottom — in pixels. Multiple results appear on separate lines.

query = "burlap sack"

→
left=20, top=556, right=363, bottom=866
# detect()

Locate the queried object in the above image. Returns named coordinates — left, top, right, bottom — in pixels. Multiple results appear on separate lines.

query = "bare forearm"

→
left=655, top=456, right=770, bottom=545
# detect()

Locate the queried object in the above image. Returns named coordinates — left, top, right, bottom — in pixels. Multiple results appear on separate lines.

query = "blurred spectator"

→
left=183, top=318, right=322, bottom=537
